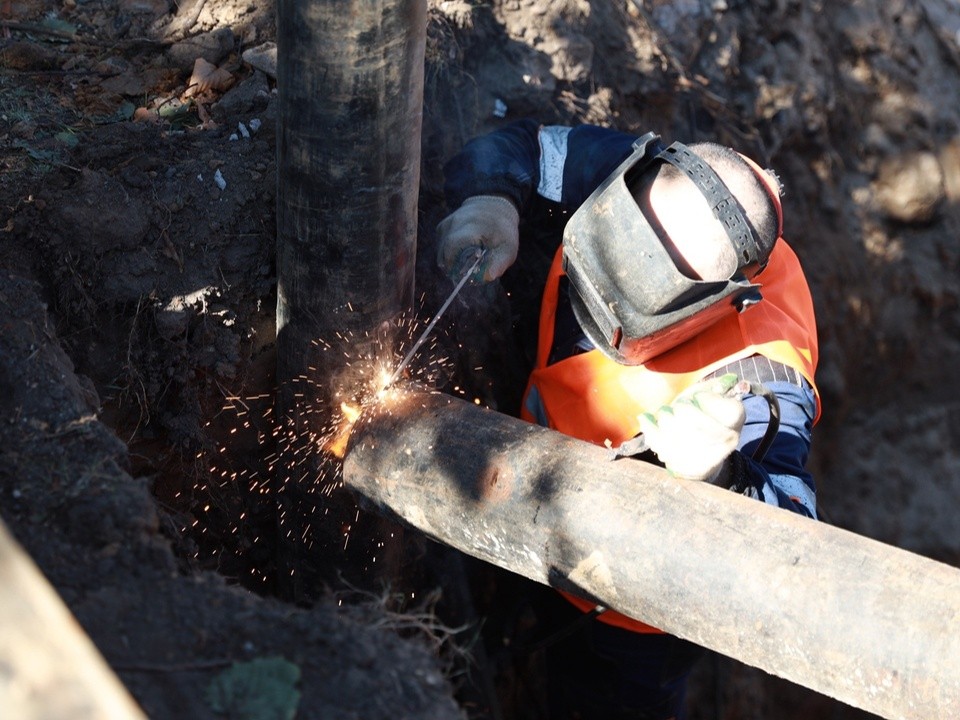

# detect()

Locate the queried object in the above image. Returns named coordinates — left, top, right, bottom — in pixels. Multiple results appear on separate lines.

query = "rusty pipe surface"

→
left=274, top=0, right=426, bottom=598
left=343, top=387, right=960, bottom=720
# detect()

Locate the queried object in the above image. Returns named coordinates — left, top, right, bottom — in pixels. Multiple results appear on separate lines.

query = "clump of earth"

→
left=2, top=0, right=960, bottom=718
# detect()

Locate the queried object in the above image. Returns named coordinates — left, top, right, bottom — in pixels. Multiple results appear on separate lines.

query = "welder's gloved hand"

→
left=637, top=374, right=746, bottom=483
left=436, top=195, right=519, bottom=282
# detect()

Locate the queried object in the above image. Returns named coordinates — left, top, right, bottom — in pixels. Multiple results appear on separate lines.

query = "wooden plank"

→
left=344, top=387, right=960, bottom=720
left=0, top=519, right=146, bottom=719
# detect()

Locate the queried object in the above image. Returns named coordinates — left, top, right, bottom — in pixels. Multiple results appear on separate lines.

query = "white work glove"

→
left=436, top=195, right=520, bottom=282
left=637, top=374, right=746, bottom=483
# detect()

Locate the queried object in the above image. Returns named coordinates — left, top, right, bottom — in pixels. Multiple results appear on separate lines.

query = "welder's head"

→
left=562, top=134, right=784, bottom=365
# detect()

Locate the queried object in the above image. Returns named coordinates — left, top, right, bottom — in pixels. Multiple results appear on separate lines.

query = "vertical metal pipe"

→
left=275, top=0, right=427, bottom=598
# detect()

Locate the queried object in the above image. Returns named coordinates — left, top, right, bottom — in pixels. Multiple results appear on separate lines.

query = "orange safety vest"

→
left=520, top=239, right=820, bottom=633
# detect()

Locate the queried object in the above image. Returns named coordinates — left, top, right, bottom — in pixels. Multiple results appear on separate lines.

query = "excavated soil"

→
left=2, top=0, right=960, bottom=718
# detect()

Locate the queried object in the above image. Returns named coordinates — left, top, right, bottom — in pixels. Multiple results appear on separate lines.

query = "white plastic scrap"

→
left=238, top=121, right=250, bottom=139
left=214, top=168, right=227, bottom=190
left=493, top=98, right=508, bottom=118
left=249, top=118, right=262, bottom=133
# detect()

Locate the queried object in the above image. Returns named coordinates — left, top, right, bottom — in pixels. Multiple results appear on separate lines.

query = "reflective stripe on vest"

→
left=520, top=239, right=820, bottom=633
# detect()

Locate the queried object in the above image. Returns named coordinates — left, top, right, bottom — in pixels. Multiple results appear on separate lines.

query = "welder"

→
left=436, top=119, right=820, bottom=720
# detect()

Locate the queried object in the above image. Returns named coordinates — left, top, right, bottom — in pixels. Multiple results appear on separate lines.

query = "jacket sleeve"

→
left=733, top=380, right=819, bottom=518
left=443, top=120, right=639, bottom=212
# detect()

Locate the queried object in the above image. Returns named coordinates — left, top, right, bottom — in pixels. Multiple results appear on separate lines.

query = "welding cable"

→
left=744, top=381, right=780, bottom=463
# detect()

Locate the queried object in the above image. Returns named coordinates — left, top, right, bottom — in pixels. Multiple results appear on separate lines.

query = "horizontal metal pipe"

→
left=344, top=387, right=960, bottom=720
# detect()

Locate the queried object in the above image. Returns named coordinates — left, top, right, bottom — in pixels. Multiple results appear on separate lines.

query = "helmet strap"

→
left=655, top=142, right=765, bottom=277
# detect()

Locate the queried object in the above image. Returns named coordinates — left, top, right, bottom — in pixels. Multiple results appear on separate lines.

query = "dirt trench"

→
left=3, top=0, right=960, bottom=718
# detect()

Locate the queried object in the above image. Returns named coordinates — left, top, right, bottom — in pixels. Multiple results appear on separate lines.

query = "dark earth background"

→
left=3, top=0, right=960, bottom=718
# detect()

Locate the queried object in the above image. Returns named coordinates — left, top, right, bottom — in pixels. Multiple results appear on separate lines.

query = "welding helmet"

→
left=562, top=132, right=781, bottom=365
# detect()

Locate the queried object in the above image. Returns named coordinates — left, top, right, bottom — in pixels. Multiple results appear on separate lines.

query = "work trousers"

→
left=543, top=592, right=705, bottom=720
